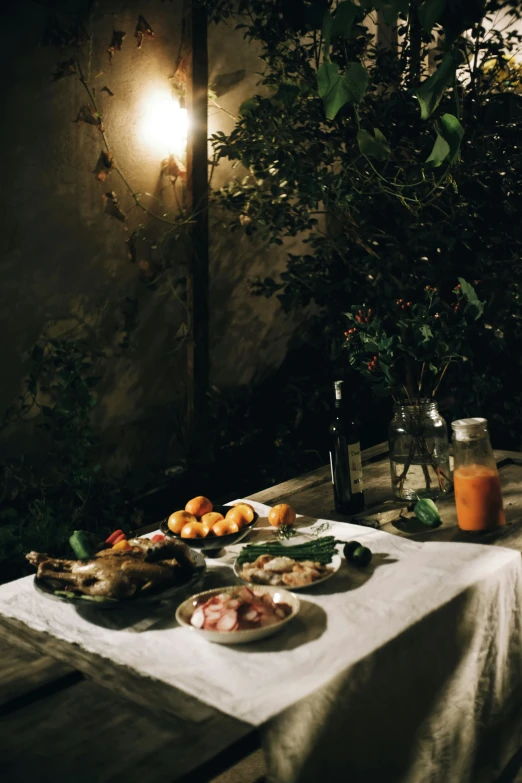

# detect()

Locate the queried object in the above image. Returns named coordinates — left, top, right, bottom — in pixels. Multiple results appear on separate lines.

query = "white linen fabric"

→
left=0, top=500, right=521, bottom=783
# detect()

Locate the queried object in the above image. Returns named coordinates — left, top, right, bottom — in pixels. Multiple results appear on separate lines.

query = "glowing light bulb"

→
left=140, top=86, right=188, bottom=159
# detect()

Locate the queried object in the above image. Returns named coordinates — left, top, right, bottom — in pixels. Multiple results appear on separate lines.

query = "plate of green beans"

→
left=233, top=536, right=342, bottom=591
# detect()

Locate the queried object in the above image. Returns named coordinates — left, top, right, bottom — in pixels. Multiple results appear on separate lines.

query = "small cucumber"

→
left=344, top=541, right=372, bottom=566
left=343, top=541, right=362, bottom=561
left=352, top=546, right=372, bottom=567
left=414, top=498, right=442, bottom=528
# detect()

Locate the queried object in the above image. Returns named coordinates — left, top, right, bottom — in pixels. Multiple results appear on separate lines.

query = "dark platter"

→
left=160, top=505, right=259, bottom=555
left=33, top=548, right=206, bottom=610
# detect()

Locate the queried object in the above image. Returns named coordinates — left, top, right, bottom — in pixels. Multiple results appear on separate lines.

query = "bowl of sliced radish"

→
left=175, top=585, right=300, bottom=644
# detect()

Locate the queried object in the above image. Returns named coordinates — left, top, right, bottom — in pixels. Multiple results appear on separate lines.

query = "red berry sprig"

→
left=355, top=308, right=373, bottom=324
left=367, top=354, right=378, bottom=372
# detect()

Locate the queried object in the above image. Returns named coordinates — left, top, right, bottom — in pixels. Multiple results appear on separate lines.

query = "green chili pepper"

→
left=413, top=498, right=442, bottom=528
left=69, top=530, right=96, bottom=560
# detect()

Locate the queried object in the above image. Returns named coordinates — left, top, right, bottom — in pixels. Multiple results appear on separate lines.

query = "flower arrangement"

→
left=343, top=277, right=485, bottom=498
left=343, top=278, right=485, bottom=404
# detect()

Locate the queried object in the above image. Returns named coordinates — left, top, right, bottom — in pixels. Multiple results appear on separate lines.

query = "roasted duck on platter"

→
left=27, top=537, right=205, bottom=605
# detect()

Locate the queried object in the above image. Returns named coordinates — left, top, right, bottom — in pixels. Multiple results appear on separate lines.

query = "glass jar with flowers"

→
left=343, top=278, right=485, bottom=500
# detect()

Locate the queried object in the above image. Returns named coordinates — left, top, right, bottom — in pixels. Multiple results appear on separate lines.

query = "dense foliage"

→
left=0, top=337, right=145, bottom=577
left=207, top=0, right=522, bottom=441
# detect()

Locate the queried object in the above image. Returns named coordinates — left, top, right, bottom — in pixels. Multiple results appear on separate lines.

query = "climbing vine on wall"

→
left=0, top=6, right=195, bottom=571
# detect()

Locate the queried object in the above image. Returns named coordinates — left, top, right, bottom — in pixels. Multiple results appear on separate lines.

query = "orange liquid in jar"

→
left=453, top=464, right=505, bottom=531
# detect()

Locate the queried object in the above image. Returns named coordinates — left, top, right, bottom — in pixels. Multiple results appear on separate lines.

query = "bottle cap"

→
left=451, top=417, right=488, bottom=441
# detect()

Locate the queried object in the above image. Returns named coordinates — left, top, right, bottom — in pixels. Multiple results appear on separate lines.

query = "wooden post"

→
left=185, top=0, right=209, bottom=456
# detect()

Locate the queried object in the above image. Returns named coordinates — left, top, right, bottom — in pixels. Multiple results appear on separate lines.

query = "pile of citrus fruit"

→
left=168, top=497, right=256, bottom=538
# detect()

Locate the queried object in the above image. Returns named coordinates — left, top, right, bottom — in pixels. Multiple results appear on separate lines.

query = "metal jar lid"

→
left=451, top=417, right=488, bottom=441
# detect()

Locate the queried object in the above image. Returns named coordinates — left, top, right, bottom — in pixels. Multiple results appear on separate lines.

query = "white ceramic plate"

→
left=175, top=585, right=300, bottom=645
left=233, top=551, right=342, bottom=591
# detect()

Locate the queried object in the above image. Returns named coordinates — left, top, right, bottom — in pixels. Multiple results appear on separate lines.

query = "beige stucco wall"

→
left=0, top=0, right=301, bottom=470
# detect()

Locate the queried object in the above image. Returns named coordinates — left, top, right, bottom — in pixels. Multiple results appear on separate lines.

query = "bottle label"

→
left=348, top=442, right=363, bottom=494
left=329, top=451, right=334, bottom=484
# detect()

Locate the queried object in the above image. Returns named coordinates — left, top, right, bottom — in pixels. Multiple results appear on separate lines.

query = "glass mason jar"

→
left=389, top=400, right=451, bottom=501
left=452, top=417, right=505, bottom=532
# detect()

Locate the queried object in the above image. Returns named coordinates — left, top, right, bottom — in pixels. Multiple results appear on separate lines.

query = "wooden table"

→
left=248, top=442, right=522, bottom=549
left=2, top=443, right=522, bottom=783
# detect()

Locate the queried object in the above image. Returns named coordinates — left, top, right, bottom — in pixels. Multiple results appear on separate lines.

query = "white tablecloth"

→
left=1, top=500, right=521, bottom=783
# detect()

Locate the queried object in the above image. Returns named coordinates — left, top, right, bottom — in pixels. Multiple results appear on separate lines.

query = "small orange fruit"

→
left=168, top=510, right=197, bottom=534
left=212, top=519, right=240, bottom=537
left=185, top=496, right=213, bottom=518
left=228, top=502, right=255, bottom=524
left=268, top=503, right=296, bottom=528
left=225, top=507, right=251, bottom=529
left=180, top=521, right=209, bottom=539
left=201, top=511, right=224, bottom=530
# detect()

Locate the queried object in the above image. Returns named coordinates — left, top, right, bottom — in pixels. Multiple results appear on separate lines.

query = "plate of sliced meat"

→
left=176, top=585, right=300, bottom=644
left=28, top=537, right=206, bottom=608
left=234, top=552, right=341, bottom=590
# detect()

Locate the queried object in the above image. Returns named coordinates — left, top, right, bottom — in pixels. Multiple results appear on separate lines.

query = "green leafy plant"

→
left=0, top=337, right=144, bottom=574
left=206, top=0, right=522, bottom=446
left=343, top=278, right=484, bottom=400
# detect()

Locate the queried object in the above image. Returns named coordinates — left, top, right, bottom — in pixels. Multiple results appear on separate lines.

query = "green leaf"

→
left=416, top=50, right=464, bottom=120
left=272, top=82, right=300, bottom=108
left=441, top=0, right=487, bottom=44
left=458, top=277, right=485, bottom=320
left=239, top=97, right=259, bottom=116
left=426, top=133, right=452, bottom=169
left=360, top=0, right=409, bottom=24
left=381, top=364, right=393, bottom=384
left=317, top=62, right=369, bottom=120
left=383, top=0, right=409, bottom=23
left=419, top=0, right=446, bottom=33
left=360, top=335, right=379, bottom=351
left=305, top=1, right=331, bottom=29
left=419, top=324, right=433, bottom=342
left=331, top=1, right=362, bottom=38
left=378, top=336, right=394, bottom=350
left=425, top=113, right=464, bottom=167
left=321, top=10, right=333, bottom=59
left=357, top=128, right=391, bottom=160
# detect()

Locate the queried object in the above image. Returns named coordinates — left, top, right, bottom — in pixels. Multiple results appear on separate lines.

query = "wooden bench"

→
left=0, top=633, right=265, bottom=782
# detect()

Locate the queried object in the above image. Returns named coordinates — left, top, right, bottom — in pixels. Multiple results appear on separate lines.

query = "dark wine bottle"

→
left=329, top=380, right=365, bottom=514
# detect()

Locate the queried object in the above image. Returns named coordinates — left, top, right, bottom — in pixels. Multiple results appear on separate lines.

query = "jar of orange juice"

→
left=451, top=418, right=505, bottom=532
